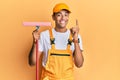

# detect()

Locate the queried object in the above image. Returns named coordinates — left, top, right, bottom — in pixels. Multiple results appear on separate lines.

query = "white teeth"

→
left=60, top=21, right=65, bottom=24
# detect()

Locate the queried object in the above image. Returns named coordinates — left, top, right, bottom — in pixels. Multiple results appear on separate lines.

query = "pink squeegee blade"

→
left=23, top=22, right=51, bottom=26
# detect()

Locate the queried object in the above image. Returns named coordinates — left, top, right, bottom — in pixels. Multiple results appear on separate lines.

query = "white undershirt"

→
left=38, top=28, right=83, bottom=67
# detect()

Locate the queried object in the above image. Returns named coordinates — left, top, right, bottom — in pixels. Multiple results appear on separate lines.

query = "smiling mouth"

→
left=60, top=20, right=66, bottom=24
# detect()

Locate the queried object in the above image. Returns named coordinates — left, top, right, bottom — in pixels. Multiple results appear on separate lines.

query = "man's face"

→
left=53, top=10, right=70, bottom=28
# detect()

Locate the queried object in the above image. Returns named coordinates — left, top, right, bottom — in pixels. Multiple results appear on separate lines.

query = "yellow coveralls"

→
left=41, top=29, right=74, bottom=80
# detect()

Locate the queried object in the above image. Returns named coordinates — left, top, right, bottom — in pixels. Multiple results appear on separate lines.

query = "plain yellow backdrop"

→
left=0, top=0, right=120, bottom=80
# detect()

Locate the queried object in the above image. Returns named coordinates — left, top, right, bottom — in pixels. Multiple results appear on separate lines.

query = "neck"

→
left=54, top=27, right=67, bottom=33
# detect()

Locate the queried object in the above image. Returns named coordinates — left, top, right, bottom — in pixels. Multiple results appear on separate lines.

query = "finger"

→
left=76, top=19, right=79, bottom=26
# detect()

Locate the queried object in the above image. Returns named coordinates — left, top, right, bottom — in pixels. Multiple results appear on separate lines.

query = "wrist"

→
left=73, top=38, right=80, bottom=43
left=33, top=39, right=37, bottom=44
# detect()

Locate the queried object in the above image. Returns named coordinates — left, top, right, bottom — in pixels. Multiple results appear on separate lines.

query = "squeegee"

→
left=23, top=22, right=51, bottom=80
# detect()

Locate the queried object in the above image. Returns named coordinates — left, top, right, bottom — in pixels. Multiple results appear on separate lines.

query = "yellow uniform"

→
left=41, top=29, right=74, bottom=80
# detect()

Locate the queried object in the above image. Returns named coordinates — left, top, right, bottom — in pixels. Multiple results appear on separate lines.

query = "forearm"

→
left=29, top=29, right=42, bottom=66
left=73, top=42, right=84, bottom=68
left=29, top=43, right=37, bottom=66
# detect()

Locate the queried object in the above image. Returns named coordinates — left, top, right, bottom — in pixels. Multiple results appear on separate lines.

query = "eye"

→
left=56, top=13, right=61, bottom=17
left=65, top=13, right=69, bottom=16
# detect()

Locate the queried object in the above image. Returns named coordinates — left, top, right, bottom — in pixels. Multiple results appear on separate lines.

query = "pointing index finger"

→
left=76, top=19, right=79, bottom=26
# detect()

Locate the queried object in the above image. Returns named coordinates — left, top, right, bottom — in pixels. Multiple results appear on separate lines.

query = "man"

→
left=29, top=3, right=84, bottom=80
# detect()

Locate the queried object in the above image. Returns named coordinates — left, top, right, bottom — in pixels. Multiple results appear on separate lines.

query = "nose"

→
left=61, top=15, right=65, bottom=20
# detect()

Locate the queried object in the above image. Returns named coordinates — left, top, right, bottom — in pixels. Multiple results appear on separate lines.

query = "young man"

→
left=29, top=3, right=84, bottom=80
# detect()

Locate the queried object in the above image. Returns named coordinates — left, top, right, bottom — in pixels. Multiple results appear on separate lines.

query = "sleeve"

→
left=78, top=34, right=83, bottom=51
left=38, top=32, right=44, bottom=52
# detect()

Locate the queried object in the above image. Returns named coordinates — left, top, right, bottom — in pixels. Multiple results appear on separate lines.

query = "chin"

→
left=60, top=26, right=66, bottom=28
left=60, top=24, right=67, bottom=28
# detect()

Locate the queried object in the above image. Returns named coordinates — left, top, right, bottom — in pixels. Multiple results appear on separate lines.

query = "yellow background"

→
left=0, top=0, right=120, bottom=80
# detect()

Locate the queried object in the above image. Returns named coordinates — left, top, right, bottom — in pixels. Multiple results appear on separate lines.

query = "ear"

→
left=52, top=14, right=55, bottom=21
